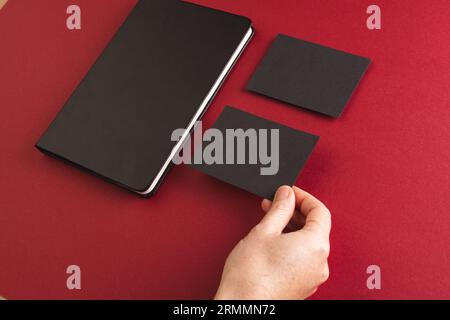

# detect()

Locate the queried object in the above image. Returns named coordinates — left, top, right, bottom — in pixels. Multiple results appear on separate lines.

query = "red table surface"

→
left=0, top=0, right=449, bottom=300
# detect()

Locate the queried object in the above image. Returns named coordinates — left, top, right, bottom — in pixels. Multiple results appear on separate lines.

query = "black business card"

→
left=189, top=106, right=319, bottom=199
left=247, top=34, right=371, bottom=118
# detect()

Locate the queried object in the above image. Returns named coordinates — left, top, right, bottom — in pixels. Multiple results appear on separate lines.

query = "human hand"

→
left=215, top=186, right=331, bottom=300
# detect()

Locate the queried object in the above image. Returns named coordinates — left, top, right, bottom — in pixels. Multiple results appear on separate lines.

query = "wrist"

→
left=214, top=281, right=272, bottom=300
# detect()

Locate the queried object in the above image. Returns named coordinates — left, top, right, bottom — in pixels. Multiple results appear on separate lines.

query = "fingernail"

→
left=276, top=186, right=291, bottom=200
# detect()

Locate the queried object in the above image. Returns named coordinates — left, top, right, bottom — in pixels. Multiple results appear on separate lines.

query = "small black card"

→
left=247, top=34, right=371, bottom=118
left=190, top=106, right=319, bottom=199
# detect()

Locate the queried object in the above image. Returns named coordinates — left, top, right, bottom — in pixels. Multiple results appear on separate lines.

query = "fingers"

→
left=292, top=186, right=331, bottom=238
left=262, top=199, right=305, bottom=231
left=261, top=199, right=272, bottom=212
left=259, top=186, right=331, bottom=236
left=258, top=186, right=295, bottom=234
left=286, top=210, right=306, bottom=231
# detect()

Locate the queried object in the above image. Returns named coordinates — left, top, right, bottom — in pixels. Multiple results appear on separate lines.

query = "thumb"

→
left=258, top=186, right=295, bottom=234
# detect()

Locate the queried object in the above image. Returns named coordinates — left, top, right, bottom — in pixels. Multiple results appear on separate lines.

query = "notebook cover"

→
left=35, top=0, right=252, bottom=194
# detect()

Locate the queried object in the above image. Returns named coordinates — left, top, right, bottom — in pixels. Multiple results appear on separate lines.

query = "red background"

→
left=0, top=0, right=449, bottom=299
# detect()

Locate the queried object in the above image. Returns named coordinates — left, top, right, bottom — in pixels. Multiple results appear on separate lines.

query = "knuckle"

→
left=312, top=241, right=330, bottom=259
left=323, top=207, right=332, bottom=220
left=320, top=265, right=330, bottom=283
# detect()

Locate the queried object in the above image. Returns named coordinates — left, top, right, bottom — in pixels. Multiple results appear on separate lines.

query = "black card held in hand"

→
left=247, top=34, right=371, bottom=118
left=190, top=106, right=319, bottom=199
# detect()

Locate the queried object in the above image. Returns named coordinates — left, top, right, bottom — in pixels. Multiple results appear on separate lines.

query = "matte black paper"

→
left=247, top=34, right=371, bottom=118
left=35, top=1, right=252, bottom=195
left=190, top=106, right=319, bottom=199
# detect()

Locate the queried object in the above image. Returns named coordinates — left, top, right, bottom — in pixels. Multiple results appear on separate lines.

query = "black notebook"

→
left=36, top=0, right=253, bottom=196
